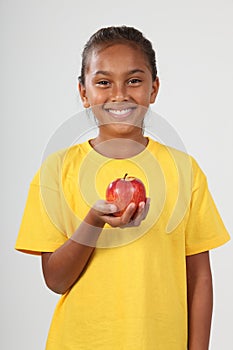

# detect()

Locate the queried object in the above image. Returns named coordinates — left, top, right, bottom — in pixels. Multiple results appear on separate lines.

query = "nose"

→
left=110, top=83, right=129, bottom=102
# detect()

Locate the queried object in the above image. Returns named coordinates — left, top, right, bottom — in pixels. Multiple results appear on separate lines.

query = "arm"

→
left=186, top=251, right=213, bottom=350
left=42, top=200, right=149, bottom=294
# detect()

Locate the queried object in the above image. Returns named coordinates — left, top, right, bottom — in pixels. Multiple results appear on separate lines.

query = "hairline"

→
left=83, top=41, right=154, bottom=84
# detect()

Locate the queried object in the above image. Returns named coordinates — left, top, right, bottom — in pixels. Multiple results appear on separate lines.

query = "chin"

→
left=102, top=122, right=143, bottom=136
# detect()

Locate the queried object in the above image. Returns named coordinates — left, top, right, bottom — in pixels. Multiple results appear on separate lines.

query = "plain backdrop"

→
left=1, top=0, right=232, bottom=349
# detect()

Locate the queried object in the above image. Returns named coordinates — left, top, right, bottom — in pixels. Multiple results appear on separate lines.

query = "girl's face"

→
left=79, top=43, right=159, bottom=138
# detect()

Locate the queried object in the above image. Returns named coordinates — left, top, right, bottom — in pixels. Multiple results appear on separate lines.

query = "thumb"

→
left=93, top=200, right=118, bottom=214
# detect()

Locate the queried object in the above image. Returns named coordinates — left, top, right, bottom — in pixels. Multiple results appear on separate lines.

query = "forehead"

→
left=86, top=43, right=150, bottom=73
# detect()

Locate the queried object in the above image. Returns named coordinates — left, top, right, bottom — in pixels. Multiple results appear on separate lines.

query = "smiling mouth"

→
left=105, top=107, right=137, bottom=119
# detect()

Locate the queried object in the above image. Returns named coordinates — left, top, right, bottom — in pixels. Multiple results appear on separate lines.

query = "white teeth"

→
left=108, top=109, right=131, bottom=115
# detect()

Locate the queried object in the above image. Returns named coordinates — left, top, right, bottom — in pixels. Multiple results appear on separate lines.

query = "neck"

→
left=90, top=134, right=148, bottom=159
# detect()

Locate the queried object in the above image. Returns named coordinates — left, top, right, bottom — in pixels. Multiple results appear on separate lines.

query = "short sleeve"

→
left=185, top=159, right=230, bottom=256
left=15, top=153, right=68, bottom=255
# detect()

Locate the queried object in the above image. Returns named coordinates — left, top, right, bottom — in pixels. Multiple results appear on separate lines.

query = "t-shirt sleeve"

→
left=15, top=154, right=68, bottom=255
left=185, top=159, right=230, bottom=256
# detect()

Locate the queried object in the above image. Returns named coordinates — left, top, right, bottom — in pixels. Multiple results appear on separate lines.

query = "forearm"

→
left=41, top=200, right=147, bottom=294
left=187, top=253, right=213, bottom=350
left=42, top=210, right=104, bottom=294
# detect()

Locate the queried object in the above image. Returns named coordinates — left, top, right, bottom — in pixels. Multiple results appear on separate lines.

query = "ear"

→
left=150, top=77, right=160, bottom=104
left=78, top=83, right=90, bottom=108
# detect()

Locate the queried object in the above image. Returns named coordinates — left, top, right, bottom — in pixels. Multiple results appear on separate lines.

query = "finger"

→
left=122, top=198, right=150, bottom=228
left=99, top=200, right=149, bottom=228
left=120, top=202, right=136, bottom=225
left=132, top=202, right=145, bottom=226
left=93, top=200, right=118, bottom=214
left=140, top=198, right=151, bottom=221
left=103, top=215, right=122, bottom=227
left=130, top=200, right=147, bottom=221
left=98, top=203, right=136, bottom=228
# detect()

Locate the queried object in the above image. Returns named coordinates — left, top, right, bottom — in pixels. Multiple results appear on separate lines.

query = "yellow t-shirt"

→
left=15, top=138, right=230, bottom=350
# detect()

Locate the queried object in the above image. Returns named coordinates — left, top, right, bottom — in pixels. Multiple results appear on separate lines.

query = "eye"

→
left=128, top=78, right=142, bottom=85
left=96, top=80, right=110, bottom=87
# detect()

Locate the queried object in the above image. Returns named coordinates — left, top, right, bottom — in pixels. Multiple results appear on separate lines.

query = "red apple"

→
left=106, top=173, right=146, bottom=216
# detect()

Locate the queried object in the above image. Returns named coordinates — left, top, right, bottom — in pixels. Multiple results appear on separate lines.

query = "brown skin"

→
left=42, top=43, right=156, bottom=294
left=79, top=43, right=160, bottom=148
left=186, top=251, right=213, bottom=350
left=42, top=43, right=213, bottom=347
left=42, top=201, right=149, bottom=294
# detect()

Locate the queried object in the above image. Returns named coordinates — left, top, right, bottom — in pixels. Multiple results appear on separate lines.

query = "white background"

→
left=1, top=0, right=232, bottom=349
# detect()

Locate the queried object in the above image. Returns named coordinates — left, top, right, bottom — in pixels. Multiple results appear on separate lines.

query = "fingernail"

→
left=109, top=204, right=117, bottom=212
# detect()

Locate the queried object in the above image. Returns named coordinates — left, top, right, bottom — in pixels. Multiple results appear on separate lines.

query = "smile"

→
left=106, top=107, right=136, bottom=119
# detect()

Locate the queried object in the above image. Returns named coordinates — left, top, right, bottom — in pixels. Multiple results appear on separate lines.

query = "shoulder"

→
left=148, top=137, right=190, bottom=160
left=42, top=140, right=90, bottom=168
left=148, top=138, right=206, bottom=187
left=32, top=141, right=90, bottom=186
left=43, top=141, right=88, bottom=164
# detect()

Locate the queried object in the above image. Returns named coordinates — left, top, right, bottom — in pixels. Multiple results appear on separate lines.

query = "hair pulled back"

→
left=78, top=26, right=157, bottom=85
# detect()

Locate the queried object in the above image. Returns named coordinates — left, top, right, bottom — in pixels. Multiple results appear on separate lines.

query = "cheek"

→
left=86, top=90, right=107, bottom=105
left=135, top=90, right=152, bottom=106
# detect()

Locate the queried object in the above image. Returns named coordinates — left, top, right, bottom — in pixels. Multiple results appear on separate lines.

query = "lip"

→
left=106, top=108, right=136, bottom=119
left=104, top=104, right=137, bottom=119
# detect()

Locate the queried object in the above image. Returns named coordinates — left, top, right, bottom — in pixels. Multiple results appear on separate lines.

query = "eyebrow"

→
left=93, top=69, right=146, bottom=76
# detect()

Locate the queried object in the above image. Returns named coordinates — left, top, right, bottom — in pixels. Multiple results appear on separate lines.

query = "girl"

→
left=15, top=26, right=230, bottom=349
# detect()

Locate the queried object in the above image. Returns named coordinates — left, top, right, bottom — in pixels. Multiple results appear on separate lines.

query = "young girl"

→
left=15, top=26, right=230, bottom=350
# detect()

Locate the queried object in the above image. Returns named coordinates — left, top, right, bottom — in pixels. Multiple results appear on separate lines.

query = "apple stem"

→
left=124, top=173, right=128, bottom=179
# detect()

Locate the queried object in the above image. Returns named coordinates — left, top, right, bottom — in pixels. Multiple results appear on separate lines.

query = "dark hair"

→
left=78, top=26, right=157, bottom=85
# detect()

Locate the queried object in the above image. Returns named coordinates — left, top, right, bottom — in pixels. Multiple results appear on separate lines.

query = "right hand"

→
left=89, top=198, right=150, bottom=228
